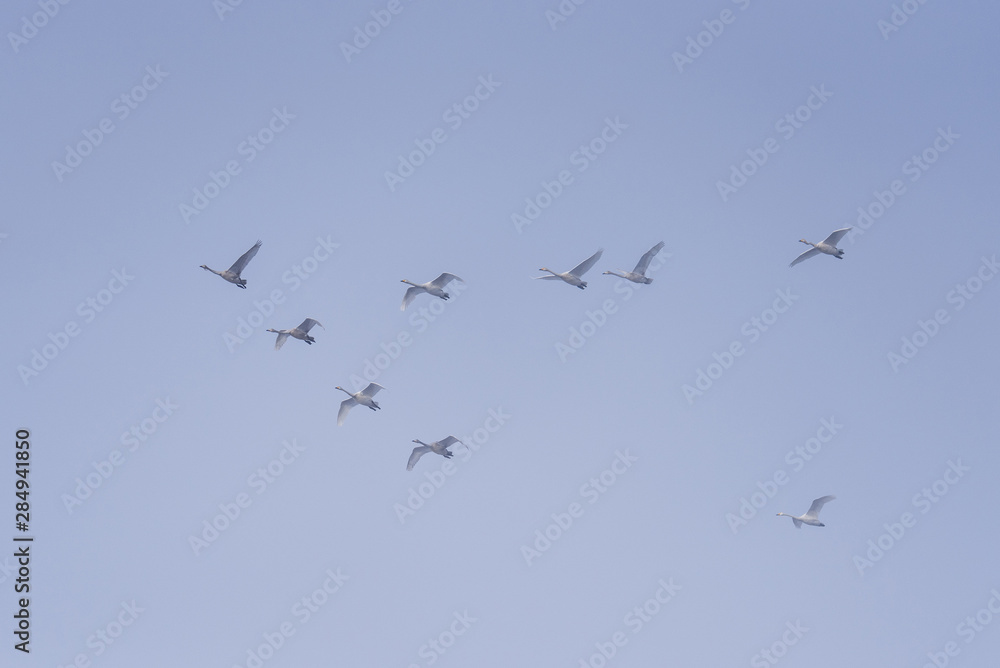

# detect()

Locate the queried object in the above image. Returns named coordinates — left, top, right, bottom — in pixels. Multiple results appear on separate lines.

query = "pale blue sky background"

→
left=3, top=1, right=999, bottom=666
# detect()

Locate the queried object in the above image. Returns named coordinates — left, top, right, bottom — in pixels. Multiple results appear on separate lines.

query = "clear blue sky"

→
left=3, top=1, right=999, bottom=666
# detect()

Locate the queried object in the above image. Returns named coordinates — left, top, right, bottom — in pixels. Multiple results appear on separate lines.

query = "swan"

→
left=776, top=495, right=835, bottom=528
left=603, top=242, right=665, bottom=284
left=400, top=273, right=464, bottom=310
left=265, top=318, right=323, bottom=350
left=790, top=228, right=851, bottom=267
left=407, top=435, right=465, bottom=470
left=200, top=240, right=261, bottom=288
left=534, top=249, right=603, bottom=289
left=335, top=383, right=385, bottom=426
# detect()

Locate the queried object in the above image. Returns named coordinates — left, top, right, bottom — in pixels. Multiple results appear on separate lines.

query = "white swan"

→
left=790, top=228, right=851, bottom=267
left=407, top=435, right=465, bottom=470
left=335, top=383, right=385, bottom=426
left=534, top=249, right=603, bottom=289
left=265, top=318, right=323, bottom=350
left=201, top=240, right=261, bottom=288
left=603, top=242, right=665, bottom=284
left=776, top=495, right=835, bottom=528
left=400, top=273, right=464, bottom=310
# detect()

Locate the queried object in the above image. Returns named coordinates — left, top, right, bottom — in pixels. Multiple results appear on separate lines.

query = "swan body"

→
left=336, top=383, right=385, bottom=425
left=534, top=249, right=603, bottom=289
left=603, top=241, right=665, bottom=284
left=401, top=273, right=464, bottom=310
left=265, top=318, right=323, bottom=350
left=776, top=495, right=836, bottom=528
left=790, top=228, right=851, bottom=267
left=201, top=240, right=262, bottom=288
left=407, top=435, right=465, bottom=470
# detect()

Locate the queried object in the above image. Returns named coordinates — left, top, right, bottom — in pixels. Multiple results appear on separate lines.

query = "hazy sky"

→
left=3, top=1, right=999, bottom=666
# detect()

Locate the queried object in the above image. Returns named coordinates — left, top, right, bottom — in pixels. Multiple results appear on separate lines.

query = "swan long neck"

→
left=336, top=387, right=353, bottom=397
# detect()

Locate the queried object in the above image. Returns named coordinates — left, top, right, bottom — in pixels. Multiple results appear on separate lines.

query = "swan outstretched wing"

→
left=337, top=398, right=357, bottom=426
left=407, top=446, right=432, bottom=470
left=532, top=275, right=562, bottom=280
left=362, top=383, right=385, bottom=397
left=273, top=332, right=289, bottom=350
left=633, top=242, right=665, bottom=275
left=792, top=518, right=803, bottom=529
left=569, top=249, right=604, bottom=277
left=438, top=435, right=462, bottom=449
left=789, top=247, right=821, bottom=267
left=822, top=228, right=851, bottom=247
left=228, top=240, right=262, bottom=275
left=401, top=286, right=423, bottom=310
left=298, top=318, right=323, bottom=333
left=805, top=495, right=836, bottom=519
left=430, top=273, right=462, bottom=289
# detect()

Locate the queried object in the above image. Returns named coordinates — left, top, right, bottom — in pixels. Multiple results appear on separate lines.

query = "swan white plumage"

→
left=776, top=495, right=835, bottom=528
left=603, top=241, right=665, bottom=284
left=200, top=240, right=261, bottom=288
left=400, top=273, right=464, bottom=310
left=335, top=383, right=385, bottom=426
left=265, top=318, right=323, bottom=350
left=407, top=435, right=465, bottom=470
left=789, top=228, right=851, bottom=267
left=534, top=249, right=603, bottom=289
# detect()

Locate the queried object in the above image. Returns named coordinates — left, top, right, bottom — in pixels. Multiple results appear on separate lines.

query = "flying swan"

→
left=266, top=318, right=323, bottom=350
left=603, top=242, right=665, bottom=284
left=200, top=240, right=261, bottom=288
left=776, top=495, right=836, bottom=528
left=335, top=383, right=385, bottom=426
left=407, top=436, right=466, bottom=470
left=789, top=228, right=851, bottom=267
left=400, top=273, right=464, bottom=310
left=534, top=249, right=603, bottom=289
